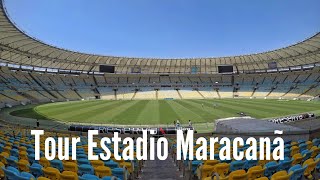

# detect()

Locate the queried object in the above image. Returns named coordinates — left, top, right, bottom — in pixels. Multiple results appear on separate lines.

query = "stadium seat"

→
left=77, top=158, right=90, bottom=165
left=79, top=174, right=100, bottom=180
left=63, top=162, right=78, bottom=173
left=111, top=167, right=126, bottom=180
left=2, top=166, right=20, bottom=180
left=60, top=171, right=78, bottom=180
left=42, top=167, right=61, bottom=180
left=16, top=172, right=35, bottom=180
left=94, top=166, right=112, bottom=178
left=303, top=158, right=316, bottom=179
left=228, top=169, right=248, bottom=180
left=0, top=162, right=5, bottom=179
left=78, top=164, right=94, bottom=175
left=50, top=159, right=64, bottom=172
left=270, top=170, right=292, bottom=180
left=90, top=160, right=104, bottom=168
left=264, top=161, right=279, bottom=178
left=213, top=163, right=229, bottom=179
left=288, top=164, right=307, bottom=180
left=277, top=157, right=293, bottom=171
left=290, top=146, right=299, bottom=156
left=0, top=152, right=9, bottom=165
left=291, top=153, right=303, bottom=165
left=247, top=165, right=265, bottom=180
left=310, top=146, right=320, bottom=158
left=6, top=156, right=18, bottom=168
left=17, top=159, right=30, bottom=172
left=198, top=165, right=215, bottom=179
left=105, top=160, right=119, bottom=169
left=39, top=157, right=50, bottom=168
left=230, top=160, right=245, bottom=171
left=29, top=163, right=43, bottom=178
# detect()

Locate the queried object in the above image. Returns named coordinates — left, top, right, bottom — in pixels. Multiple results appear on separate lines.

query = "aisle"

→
left=140, top=140, right=185, bottom=180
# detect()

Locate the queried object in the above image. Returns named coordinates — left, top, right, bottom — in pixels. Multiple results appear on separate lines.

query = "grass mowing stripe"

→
left=230, top=99, right=320, bottom=114
left=159, top=100, right=181, bottom=124
left=214, top=99, right=296, bottom=115
left=174, top=100, right=219, bottom=122
left=65, top=100, right=128, bottom=122
left=90, top=100, right=140, bottom=124
left=46, top=100, right=118, bottom=120
left=112, top=100, right=150, bottom=124
left=190, top=99, right=235, bottom=118
left=135, top=100, right=160, bottom=125
left=35, top=100, right=107, bottom=115
left=232, top=99, right=320, bottom=110
left=167, top=100, right=205, bottom=123
left=202, top=99, right=272, bottom=118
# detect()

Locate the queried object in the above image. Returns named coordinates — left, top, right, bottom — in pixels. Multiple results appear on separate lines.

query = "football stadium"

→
left=0, top=0, right=320, bottom=179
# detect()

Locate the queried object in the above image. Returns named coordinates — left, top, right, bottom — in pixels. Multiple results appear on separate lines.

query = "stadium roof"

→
left=0, top=0, right=319, bottom=74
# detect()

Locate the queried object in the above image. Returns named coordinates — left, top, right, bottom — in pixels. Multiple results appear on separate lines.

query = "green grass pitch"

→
left=11, top=99, right=320, bottom=125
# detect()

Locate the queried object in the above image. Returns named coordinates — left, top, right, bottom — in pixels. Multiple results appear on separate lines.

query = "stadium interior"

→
left=0, top=0, right=320, bottom=179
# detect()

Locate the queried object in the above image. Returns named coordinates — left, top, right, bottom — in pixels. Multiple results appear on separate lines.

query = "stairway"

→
left=114, top=90, right=118, bottom=100
left=197, top=90, right=205, bottom=99
left=251, top=88, right=257, bottom=97
left=140, top=139, right=184, bottom=180
left=176, top=90, right=183, bottom=99
left=155, top=90, right=158, bottom=100
left=298, top=85, right=316, bottom=97
left=265, top=87, right=275, bottom=97
left=73, top=90, right=83, bottom=99
left=216, top=89, right=221, bottom=98
left=131, top=90, right=138, bottom=100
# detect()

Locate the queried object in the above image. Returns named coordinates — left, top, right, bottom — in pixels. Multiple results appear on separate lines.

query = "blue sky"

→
left=4, top=0, right=320, bottom=58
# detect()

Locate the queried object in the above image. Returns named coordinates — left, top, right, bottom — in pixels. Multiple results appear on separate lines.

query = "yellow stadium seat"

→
left=271, top=171, right=293, bottom=180
left=0, top=152, right=9, bottom=165
left=3, top=146, right=11, bottom=154
left=306, top=141, right=313, bottom=150
left=17, top=159, right=30, bottom=172
left=39, top=157, right=50, bottom=168
left=36, top=177, right=51, bottom=180
left=94, top=166, right=112, bottom=178
left=290, top=146, right=299, bottom=156
left=255, top=177, right=269, bottom=180
left=90, top=160, right=104, bottom=168
left=292, top=153, right=303, bottom=165
left=19, top=151, right=28, bottom=161
left=247, top=165, right=266, bottom=180
left=0, top=162, right=5, bottom=179
left=43, top=167, right=61, bottom=180
left=303, top=159, right=316, bottom=179
left=63, top=162, right=78, bottom=173
left=204, top=160, right=219, bottom=167
left=18, top=146, right=27, bottom=152
left=310, top=146, right=320, bottom=158
left=199, top=165, right=215, bottom=180
left=228, top=169, right=248, bottom=180
left=213, top=163, right=229, bottom=179
left=60, top=171, right=78, bottom=180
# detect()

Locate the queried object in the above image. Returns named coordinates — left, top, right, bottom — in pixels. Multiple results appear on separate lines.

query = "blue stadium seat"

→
left=29, top=163, right=43, bottom=178
left=277, top=157, right=293, bottom=171
left=79, top=174, right=100, bottom=180
left=6, top=156, right=18, bottom=168
left=288, top=164, right=307, bottom=180
left=264, top=161, right=279, bottom=178
left=78, top=164, right=94, bottom=175
left=50, top=159, right=64, bottom=172
left=2, top=166, right=20, bottom=180
left=230, top=160, right=245, bottom=171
